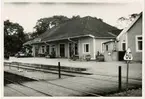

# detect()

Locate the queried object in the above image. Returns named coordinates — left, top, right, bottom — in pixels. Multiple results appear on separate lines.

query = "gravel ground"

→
left=108, top=88, right=142, bottom=96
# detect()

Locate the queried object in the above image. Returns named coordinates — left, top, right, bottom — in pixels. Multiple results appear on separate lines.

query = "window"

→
left=83, top=44, right=90, bottom=53
left=136, top=35, right=142, bottom=52
left=106, top=45, right=108, bottom=51
left=122, top=42, right=126, bottom=51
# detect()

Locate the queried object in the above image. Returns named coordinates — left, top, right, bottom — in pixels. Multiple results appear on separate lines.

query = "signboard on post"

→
left=124, top=48, right=133, bottom=61
left=124, top=48, right=133, bottom=91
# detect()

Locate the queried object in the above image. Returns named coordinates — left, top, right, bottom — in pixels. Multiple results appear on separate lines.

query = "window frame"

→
left=136, top=35, right=142, bottom=52
left=83, top=43, right=90, bottom=54
left=41, top=46, right=45, bottom=54
left=106, top=44, right=108, bottom=51
left=121, top=42, right=126, bottom=51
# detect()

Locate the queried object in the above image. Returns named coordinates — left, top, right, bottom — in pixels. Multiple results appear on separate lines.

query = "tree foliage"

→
left=71, top=15, right=80, bottom=20
left=4, top=20, right=25, bottom=55
left=117, top=13, right=140, bottom=29
left=33, top=15, right=69, bottom=38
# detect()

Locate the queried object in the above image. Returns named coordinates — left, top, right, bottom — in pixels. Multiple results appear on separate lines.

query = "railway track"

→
left=4, top=81, right=28, bottom=96
left=4, top=63, right=91, bottom=77
left=40, top=80, right=101, bottom=96
left=4, top=62, right=141, bottom=96
left=4, top=62, right=88, bottom=74
left=82, top=76, right=142, bottom=86
left=4, top=72, right=101, bottom=96
left=4, top=78, right=52, bottom=96
left=5, top=64, right=141, bottom=85
left=4, top=62, right=142, bottom=81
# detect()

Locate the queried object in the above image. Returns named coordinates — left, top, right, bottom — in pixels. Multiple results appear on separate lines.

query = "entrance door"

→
left=60, top=44, right=65, bottom=57
left=69, top=43, right=72, bottom=57
left=69, top=43, right=78, bottom=57
left=46, top=45, right=50, bottom=54
left=35, top=45, right=39, bottom=57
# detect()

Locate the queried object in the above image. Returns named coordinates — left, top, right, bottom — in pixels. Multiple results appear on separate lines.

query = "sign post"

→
left=58, top=62, right=61, bottom=79
left=126, top=60, right=130, bottom=91
left=118, top=66, right=122, bottom=91
left=123, top=48, right=133, bottom=91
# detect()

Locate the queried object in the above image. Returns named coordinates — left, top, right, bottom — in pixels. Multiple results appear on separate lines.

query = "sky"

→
left=3, top=0, right=143, bottom=32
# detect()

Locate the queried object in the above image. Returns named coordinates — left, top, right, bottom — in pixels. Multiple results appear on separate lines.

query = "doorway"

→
left=35, top=45, right=39, bottom=57
left=60, top=44, right=65, bottom=57
left=46, top=45, right=50, bottom=54
left=69, top=43, right=78, bottom=58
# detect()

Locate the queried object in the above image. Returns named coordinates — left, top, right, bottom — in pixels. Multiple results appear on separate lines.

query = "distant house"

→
left=24, top=16, right=121, bottom=60
left=116, top=12, right=142, bottom=61
left=103, top=12, right=142, bottom=62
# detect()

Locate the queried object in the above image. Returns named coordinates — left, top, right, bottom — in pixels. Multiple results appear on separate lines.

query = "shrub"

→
left=85, top=54, right=91, bottom=61
left=49, top=51, right=56, bottom=58
left=96, top=54, right=104, bottom=62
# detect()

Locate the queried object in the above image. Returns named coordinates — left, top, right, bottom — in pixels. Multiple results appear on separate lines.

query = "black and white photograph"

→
left=2, top=0, right=144, bottom=97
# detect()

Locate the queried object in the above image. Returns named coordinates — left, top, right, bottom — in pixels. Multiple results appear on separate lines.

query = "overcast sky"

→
left=4, top=1, right=143, bottom=32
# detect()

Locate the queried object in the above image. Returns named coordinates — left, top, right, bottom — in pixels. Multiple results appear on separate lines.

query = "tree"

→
left=51, top=15, right=69, bottom=26
left=71, top=15, right=80, bottom=20
left=33, top=15, right=69, bottom=37
left=24, top=32, right=33, bottom=41
left=4, top=20, right=25, bottom=55
left=116, top=13, right=140, bottom=29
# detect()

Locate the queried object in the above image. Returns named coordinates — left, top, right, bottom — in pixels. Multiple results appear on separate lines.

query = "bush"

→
left=96, top=54, right=104, bottom=62
left=70, top=55, right=79, bottom=61
left=85, top=54, right=91, bottom=61
left=49, top=51, right=56, bottom=58
left=38, top=53, right=45, bottom=57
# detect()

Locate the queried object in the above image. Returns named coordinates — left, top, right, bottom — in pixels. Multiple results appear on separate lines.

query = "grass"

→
left=107, top=88, right=142, bottom=96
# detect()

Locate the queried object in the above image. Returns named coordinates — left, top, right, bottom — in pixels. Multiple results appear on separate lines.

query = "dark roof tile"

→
left=24, top=16, right=121, bottom=45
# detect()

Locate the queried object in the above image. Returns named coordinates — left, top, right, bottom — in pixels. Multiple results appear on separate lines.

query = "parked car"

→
left=15, top=52, right=26, bottom=57
left=15, top=52, right=32, bottom=58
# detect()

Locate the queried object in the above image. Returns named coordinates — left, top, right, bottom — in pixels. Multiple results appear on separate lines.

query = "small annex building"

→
left=116, top=12, right=143, bottom=61
left=103, top=12, right=143, bottom=62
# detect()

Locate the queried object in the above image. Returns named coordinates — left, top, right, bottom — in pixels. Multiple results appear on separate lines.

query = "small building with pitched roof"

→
left=116, top=12, right=142, bottom=61
left=24, top=16, right=121, bottom=60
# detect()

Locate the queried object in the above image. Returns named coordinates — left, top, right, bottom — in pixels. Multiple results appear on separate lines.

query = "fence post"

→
left=9, top=63, right=11, bottom=70
left=18, top=62, right=19, bottom=70
left=126, top=61, right=130, bottom=91
left=118, top=66, right=122, bottom=91
left=58, top=62, right=61, bottom=79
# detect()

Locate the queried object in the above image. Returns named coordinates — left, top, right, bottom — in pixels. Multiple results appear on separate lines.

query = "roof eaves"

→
left=45, top=34, right=95, bottom=42
left=103, top=40, right=115, bottom=44
left=95, top=36, right=116, bottom=39
left=107, top=32, right=117, bottom=37
left=24, top=34, right=95, bottom=45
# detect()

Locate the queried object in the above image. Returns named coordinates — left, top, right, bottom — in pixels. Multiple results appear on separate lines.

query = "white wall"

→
left=117, top=33, right=127, bottom=51
left=95, top=38, right=112, bottom=54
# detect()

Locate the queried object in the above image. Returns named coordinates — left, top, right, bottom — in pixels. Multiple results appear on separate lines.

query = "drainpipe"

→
left=44, top=41, right=49, bottom=45
left=68, top=38, right=77, bottom=43
left=93, top=37, right=96, bottom=60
